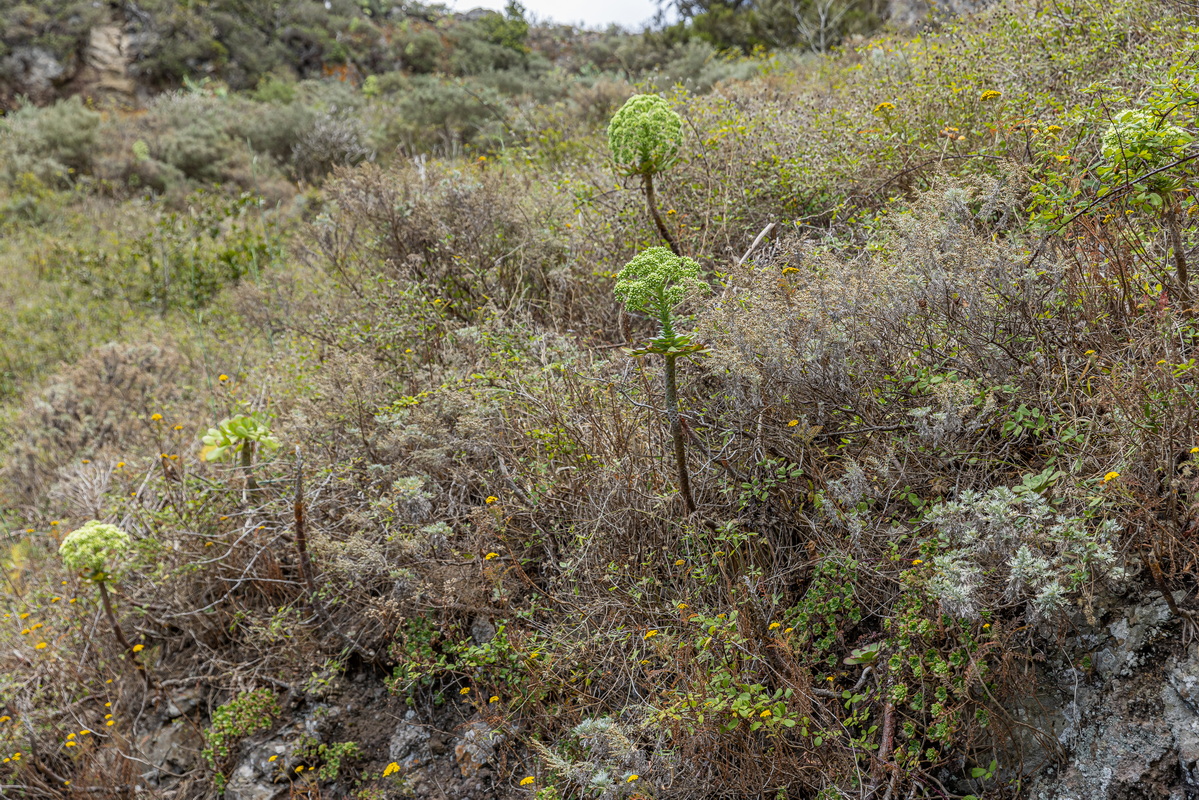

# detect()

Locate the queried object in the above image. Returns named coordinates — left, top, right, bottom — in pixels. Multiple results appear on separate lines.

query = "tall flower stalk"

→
left=615, top=247, right=706, bottom=514
left=608, top=94, right=684, bottom=255
left=59, top=521, right=150, bottom=687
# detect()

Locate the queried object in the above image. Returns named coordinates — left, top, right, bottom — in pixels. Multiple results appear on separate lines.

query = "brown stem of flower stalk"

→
left=240, top=441, right=259, bottom=498
left=293, top=447, right=318, bottom=601
left=663, top=353, right=696, bottom=515
left=1165, top=203, right=1190, bottom=307
left=97, top=581, right=150, bottom=689
left=643, top=172, right=680, bottom=256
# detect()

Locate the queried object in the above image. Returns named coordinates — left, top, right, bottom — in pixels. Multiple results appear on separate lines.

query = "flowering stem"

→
left=97, top=581, right=149, bottom=688
left=240, top=441, right=259, bottom=498
left=1165, top=203, right=1190, bottom=305
left=293, top=447, right=318, bottom=600
left=662, top=353, right=696, bottom=515
left=642, top=172, right=679, bottom=256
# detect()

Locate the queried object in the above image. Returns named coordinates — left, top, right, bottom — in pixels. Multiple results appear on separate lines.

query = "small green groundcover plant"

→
left=203, top=688, right=281, bottom=791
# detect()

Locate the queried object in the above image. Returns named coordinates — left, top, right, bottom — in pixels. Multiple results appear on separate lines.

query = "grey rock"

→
left=470, top=614, right=496, bottom=645
left=390, top=710, right=431, bottom=770
left=139, top=719, right=202, bottom=785
left=0, top=47, right=66, bottom=101
left=454, top=720, right=504, bottom=777
left=223, top=761, right=282, bottom=800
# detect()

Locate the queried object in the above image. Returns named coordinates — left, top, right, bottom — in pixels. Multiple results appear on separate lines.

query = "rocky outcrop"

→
left=71, top=25, right=136, bottom=106
left=0, top=46, right=68, bottom=105
left=1018, top=590, right=1199, bottom=799
left=0, top=23, right=134, bottom=109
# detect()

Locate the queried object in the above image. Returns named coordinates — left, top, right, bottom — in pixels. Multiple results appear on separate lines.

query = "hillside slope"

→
left=1, top=0, right=1199, bottom=798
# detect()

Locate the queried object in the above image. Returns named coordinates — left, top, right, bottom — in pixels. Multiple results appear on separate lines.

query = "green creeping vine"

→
left=58, top=521, right=149, bottom=685
left=608, top=93, right=684, bottom=255
left=615, top=246, right=705, bottom=514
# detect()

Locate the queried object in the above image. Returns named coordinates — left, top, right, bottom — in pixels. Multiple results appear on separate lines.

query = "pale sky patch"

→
left=445, top=0, right=664, bottom=29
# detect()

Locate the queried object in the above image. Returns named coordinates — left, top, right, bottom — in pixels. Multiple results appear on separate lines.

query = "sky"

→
left=445, top=0, right=664, bottom=29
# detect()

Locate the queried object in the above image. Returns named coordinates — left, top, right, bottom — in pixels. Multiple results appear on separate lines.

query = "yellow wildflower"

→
left=485, top=496, right=498, bottom=504
left=1103, top=471, right=1120, bottom=482
left=132, top=644, right=144, bottom=653
left=459, top=687, right=471, bottom=695
left=912, top=559, right=923, bottom=565
left=269, top=755, right=278, bottom=762
left=219, top=374, right=229, bottom=382
left=768, top=622, right=781, bottom=630
left=485, top=552, right=499, bottom=560
left=627, top=774, right=640, bottom=782
left=490, top=696, right=499, bottom=703
left=760, top=709, right=772, bottom=717
left=151, top=414, right=162, bottom=421
left=383, top=762, right=401, bottom=777
left=874, top=102, right=896, bottom=113
left=35, top=642, right=47, bottom=650
left=787, top=419, right=799, bottom=427
left=521, top=776, right=536, bottom=786
left=645, top=630, right=659, bottom=639
left=980, top=89, right=1002, bottom=101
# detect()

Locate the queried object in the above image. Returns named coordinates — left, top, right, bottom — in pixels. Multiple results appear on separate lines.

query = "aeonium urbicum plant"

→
left=59, top=521, right=149, bottom=683
left=608, top=93, right=685, bottom=255
left=201, top=411, right=280, bottom=497
left=615, top=246, right=707, bottom=515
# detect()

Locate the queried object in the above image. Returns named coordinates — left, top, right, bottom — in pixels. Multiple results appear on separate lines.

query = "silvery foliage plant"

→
left=921, top=486, right=1119, bottom=621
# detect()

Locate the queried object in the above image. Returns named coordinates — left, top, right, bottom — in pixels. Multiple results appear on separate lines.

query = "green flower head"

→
left=607, top=94, right=684, bottom=177
left=1101, top=109, right=1193, bottom=177
left=59, top=521, right=132, bottom=583
left=614, top=246, right=701, bottom=318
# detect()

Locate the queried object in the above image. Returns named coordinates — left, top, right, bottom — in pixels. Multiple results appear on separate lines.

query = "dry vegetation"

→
left=2, top=0, right=1199, bottom=798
